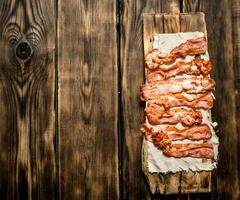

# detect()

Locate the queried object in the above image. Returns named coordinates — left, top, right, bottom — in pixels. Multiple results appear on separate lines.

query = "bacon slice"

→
left=145, top=37, right=208, bottom=69
left=140, top=77, right=215, bottom=101
left=148, top=93, right=213, bottom=110
left=171, top=37, right=208, bottom=58
left=145, top=103, right=202, bottom=126
left=147, top=58, right=212, bottom=82
left=163, top=143, right=214, bottom=159
left=140, top=124, right=214, bottom=158
left=147, top=57, right=211, bottom=72
left=140, top=123, right=212, bottom=142
left=140, top=124, right=172, bottom=149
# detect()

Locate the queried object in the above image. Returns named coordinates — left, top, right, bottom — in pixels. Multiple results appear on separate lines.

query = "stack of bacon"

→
left=140, top=37, right=215, bottom=159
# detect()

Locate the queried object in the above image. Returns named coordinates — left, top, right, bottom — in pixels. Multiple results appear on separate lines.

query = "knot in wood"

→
left=15, top=41, right=32, bottom=60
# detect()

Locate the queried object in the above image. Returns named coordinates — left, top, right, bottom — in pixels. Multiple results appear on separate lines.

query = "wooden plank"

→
left=163, top=14, right=180, bottom=33
left=143, top=13, right=182, bottom=195
left=231, top=2, right=240, bottom=199
left=142, top=12, right=215, bottom=195
left=201, top=0, right=239, bottom=199
left=179, top=12, right=212, bottom=194
left=180, top=13, right=206, bottom=34
left=142, top=2, right=182, bottom=196
left=58, top=1, right=119, bottom=199
left=161, top=0, right=180, bottom=13
left=0, top=0, right=56, bottom=199
left=141, top=2, right=181, bottom=196
left=142, top=13, right=166, bottom=195
left=161, top=13, right=182, bottom=195
left=143, top=14, right=162, bottom=56
left=120, top=1, right=162, bottom=199
left=182, top=0, right=201, bottom=13
left=181, top=3, right=213, bottom=199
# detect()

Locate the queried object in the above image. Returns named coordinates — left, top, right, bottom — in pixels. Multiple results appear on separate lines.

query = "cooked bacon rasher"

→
left=147, top=58, right=212, bottom=82
left=147, top=93, right=213, bottom=110
left=140, top=123, right=212, bottom=142
left=145, top=37, right=208, bottom=69
left=140, top=77, right=215, bottom=101
left=145, top=103, right=202, bottom=126
left=163, top=143, right=214, bottom=159
left=140, top=124, right=214, bottom=159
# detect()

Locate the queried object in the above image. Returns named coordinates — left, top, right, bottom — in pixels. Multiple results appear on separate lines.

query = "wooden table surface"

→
left=0, top=0, right=239, bottom=199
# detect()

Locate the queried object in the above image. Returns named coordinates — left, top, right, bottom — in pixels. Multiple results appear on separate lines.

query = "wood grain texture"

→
left=179, top=12, right=212, bottom=194
left=0, top=0, right=239, bottom=199
left=58, top=0, right=119, bottom=199
left=142, top=13, right=182, bottom=195
left=0, top=0, right=56, bottom=199
left=201, top=0, right=239, bottom=199
left=163, top=14, right=180, bottom=33
left=142, top=2, right=181, bottom=197
left=231, top=2, right=240, bottom=198
left=182, top=0, right=201, bottom=13
left=161, top=0, right=180, bottom=13
left=120, top=1, right=162, bottom=199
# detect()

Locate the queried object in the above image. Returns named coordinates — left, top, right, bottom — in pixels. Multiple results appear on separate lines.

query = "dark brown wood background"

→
left=0, top=0, right=239, bottom=199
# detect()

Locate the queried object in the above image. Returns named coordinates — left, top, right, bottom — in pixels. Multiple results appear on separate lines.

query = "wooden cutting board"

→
left=142, top=12, right=214, bottom=194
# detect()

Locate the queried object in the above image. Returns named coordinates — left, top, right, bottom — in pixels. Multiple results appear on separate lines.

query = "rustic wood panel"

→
left=181, top=3, right=214, bottom=200
left=231, top=2, right=240, bottom=199
left=120, top=1, right=162, bottom=199
left=201, top=0, right=239, bottom=199
left=0, top=0, right=56, bottom=199
left=58, top=0, right=119, bottom=199
left=161, top=0, right=180, bottom=13
left=0, top=0, right=239, bottom=199
left=142, top=12, right=213, bottom=196
left=182, top=0, right=201, bottom=13
left=142, top=13, right=182, bottom=195
left=179, top=12, right=212, bottom=194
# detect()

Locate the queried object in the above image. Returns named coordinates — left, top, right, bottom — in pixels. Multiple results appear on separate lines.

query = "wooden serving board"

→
left=142, top=12, right=213, bottom=194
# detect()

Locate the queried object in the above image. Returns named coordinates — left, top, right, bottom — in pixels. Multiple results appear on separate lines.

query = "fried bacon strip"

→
left=145, top=37, right=208, bottom=69
left=163, top=143, right=214, bottom=159
left=147, top=58, right=212, bottom=82
left=147, top=57, right=211, bottom=72
left=145, top=103, right=202, bottom=126
left=140, top=77, right=215, bottom=101
left=148, top=93, right=213, bottom=110
left=140, top=124, right=214, bottom=158
left=140, top=123, right=212, bottom=142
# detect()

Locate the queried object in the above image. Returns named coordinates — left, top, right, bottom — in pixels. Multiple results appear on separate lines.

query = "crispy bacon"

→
left=140, top=123, right=212, bottom=142
left=148, top=93, right=213, bottom=110
left=140, top=77, right=215, bottom=101
left=140, top=124, right=172, bottom=149
left=147, top=58, right=212, bottom=82
left=163, top=143, right=214, bottom=159
left=171, top=37, right=208, bottom=58
left=141, top=36, right=216, bottom=160
left=145, top=103, right=202, bottom=126
left=145, top=37, right=208, bottom=69
left=140, top=124, right=214, bottom=158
